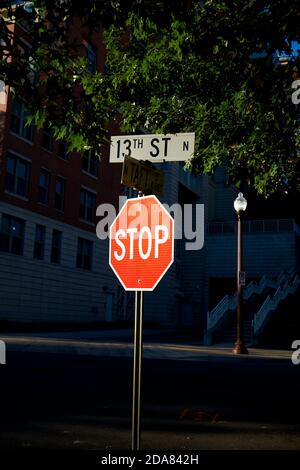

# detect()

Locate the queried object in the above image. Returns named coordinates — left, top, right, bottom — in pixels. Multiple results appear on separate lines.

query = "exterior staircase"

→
left=221, top=317, right=253, bottom=345
left=253, top=272, right=300, bottom=341
left=256, top=286, right=300, bottom=348
left=210, top=290, right=274, bottom=345
left=204, top=270, right=300, bottom=345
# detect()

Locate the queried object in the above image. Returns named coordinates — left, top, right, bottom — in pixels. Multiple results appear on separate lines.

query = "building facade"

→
left=0, top=12, right=299, bottom=339
left=0, top=16, right=123, bottom=325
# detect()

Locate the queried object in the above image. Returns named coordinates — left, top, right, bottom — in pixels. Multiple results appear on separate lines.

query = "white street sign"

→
left=109, top=133, right=195, bottom=163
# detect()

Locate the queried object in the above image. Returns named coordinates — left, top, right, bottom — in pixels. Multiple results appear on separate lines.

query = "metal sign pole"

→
left=132, top=189, right=144, bottom=451
left=111, top=166, right=174, bottom=450
left=131, top=289, right=143, bottom=450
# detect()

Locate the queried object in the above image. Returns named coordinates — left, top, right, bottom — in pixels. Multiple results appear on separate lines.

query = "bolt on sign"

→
left=109, top=133, right=195, bottom=163
left=109, top=195, right=174, bottom=291
left=121, top=156, right=164, bottom=196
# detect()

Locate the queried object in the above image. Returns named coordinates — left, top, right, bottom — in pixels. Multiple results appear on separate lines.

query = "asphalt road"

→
left=0, top=350, right=299, bottom=450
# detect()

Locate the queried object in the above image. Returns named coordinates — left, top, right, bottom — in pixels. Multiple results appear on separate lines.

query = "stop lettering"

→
left=109, top=195, right=174, bottom=291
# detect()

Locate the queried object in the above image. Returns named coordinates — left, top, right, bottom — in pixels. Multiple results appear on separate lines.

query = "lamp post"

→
left=233, top=192, right=248, bottom=355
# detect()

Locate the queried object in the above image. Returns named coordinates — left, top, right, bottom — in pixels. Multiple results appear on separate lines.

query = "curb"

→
left=1, top=336, right=292, bottom=362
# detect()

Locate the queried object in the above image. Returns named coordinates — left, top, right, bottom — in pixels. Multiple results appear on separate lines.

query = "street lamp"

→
left=233, top=192, right=248, bottom=355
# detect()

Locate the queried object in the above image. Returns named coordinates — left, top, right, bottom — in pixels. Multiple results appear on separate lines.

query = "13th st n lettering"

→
left=115, top=136, right=170, bottom=159
left=109, top=133, right=195, bottom=163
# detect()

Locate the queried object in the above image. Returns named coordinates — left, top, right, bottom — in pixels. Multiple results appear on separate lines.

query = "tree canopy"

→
left=1, top=0, right=300, bottom=196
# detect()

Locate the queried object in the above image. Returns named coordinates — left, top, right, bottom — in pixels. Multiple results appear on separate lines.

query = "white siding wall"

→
left=206, top=232, right=297, bottom=278
left=143, top=163, right=180, bottom=327
left=213, top=186, right=237, bottom=221
left=0, top=202, right=115, bottom=323
left=144, top=166, right=209, bottom=330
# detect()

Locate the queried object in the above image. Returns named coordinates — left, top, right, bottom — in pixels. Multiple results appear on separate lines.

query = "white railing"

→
left=207, top=271, right=286, bottom=331
left=208, top=218, right=295, bottom=235
left=253, top=274, right=300, bottom=335
left=243, top=275, right=278, bottom=299
left=207, top=293, right=237, bottom=330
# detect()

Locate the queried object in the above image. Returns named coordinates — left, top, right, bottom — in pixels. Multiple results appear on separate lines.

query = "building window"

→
left=82, top=149, right=99, bottom=177
left=10, top=97, right=34, bottom=141
left=28, top=55, right=37, bottom=84
left=58, top=141, right=69, bottom=160
left=54, top=176, right=65, bottom=212
left=76, top=237, right=93, bottom=270
left=33, top=224, right=46, bottom=260
left=86, top=44, right=97, bottom=73
left=42, top=125, right=53, bottom=152
left=17, top=16, right=31, bottom=33
left=0, top=214, right=25, bottom=255
left=51, top=229, right=62, bottom=264
left=5, top=152, right=30, bottom=198
left=38, top=169, right=50, bottom=205
left=80, top=188, right=96, bottom=223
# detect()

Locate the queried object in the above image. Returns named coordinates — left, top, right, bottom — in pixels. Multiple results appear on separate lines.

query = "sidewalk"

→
left=0, top=329, right=292, bottom=362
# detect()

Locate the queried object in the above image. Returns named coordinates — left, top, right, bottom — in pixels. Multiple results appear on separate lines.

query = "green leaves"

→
left=104, top=1, right=300, bottom=196
left=1, top=0, right=299, bottom=196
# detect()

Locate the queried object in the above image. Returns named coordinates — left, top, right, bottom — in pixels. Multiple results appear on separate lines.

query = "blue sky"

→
left=291, top=41, right=300, bottom=56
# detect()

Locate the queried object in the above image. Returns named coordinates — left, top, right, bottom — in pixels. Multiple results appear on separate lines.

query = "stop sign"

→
left=109, top=195, right=174, bottom=291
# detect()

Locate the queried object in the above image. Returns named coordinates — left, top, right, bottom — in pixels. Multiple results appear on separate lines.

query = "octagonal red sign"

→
left=109, top=195, right=174, bottom=291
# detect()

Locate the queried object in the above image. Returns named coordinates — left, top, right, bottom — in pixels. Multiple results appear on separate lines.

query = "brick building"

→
left=0, top=16, right=123, bottom=325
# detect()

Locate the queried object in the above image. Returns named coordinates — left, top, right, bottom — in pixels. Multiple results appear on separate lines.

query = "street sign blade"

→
left=121, top=155, right=164, bottom=195
left=110, top=133, right=195, bottom=163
